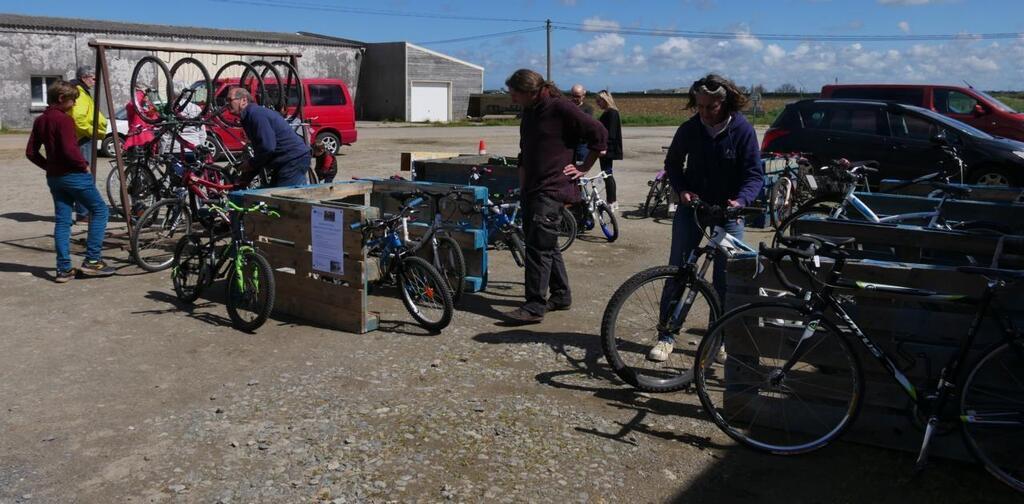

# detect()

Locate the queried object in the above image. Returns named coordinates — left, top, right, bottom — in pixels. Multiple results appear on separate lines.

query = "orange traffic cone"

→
left=478, top=140, right=487, bottom=155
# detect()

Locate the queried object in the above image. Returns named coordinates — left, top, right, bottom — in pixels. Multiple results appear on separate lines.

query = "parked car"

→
left=100, top=107, right=130, bottom=157
left=208, top=77, right=357, bottom=156
left=762, top=99, right=1024, bottom=186
left=820, top=84, right=1024, bottom=142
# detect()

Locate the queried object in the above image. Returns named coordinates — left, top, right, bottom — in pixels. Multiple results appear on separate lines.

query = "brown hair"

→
left=505, top=68, right=562, bottom=99
left=47, top=80, right=79, bottom=105
left=685, top=74, right=748, bottom=114
left=596, top=90, right=617, bottom=111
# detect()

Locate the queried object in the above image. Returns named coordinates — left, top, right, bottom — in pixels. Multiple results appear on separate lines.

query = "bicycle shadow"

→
left=473, top=328, right=720, bottom=450
left=0, top=212, right=54, bottom=223
left=137, top=289, right=233, bottom=329
left=0, top=261, right=56, bottom=280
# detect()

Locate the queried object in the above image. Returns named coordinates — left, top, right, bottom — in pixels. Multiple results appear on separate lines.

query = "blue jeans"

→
left=271, top=153, right=312, bottom=187
left=76, top=141, right=94, bottom=218
left=659, top=205, right=744, bottom=342
left=574, top=144, right=589, bottom=165
left=47, top=172, right=110, bottom=272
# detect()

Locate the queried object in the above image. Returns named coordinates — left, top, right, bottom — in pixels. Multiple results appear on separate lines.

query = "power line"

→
left=211, top=0, right=545, bottom=23
left=552, top=24, right=1024, bottom=42
left=418, top=27, right=547, bottom=45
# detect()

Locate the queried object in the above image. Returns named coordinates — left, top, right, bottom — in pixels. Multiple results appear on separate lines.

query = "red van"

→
left=205, top=77, right=357, bottom=158
left=820, top=84, right=1024, bottom=142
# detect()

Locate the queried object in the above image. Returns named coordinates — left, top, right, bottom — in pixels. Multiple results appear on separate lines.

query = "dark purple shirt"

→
left=664, top=112, right=763, bottom=207
left=26, top=106, right=89, bottom=177
left=519, top=95, right=608, bottom=203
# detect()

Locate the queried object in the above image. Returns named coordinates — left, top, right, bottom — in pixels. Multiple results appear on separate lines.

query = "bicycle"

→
left=642, top=169, right=674, bottom=218
left=408, top=189, right=479, bottom=303
left=572, top=170, right=619, bottom=242
left=468, top=166, right=575, bottom=253
left=170, top=200, right=279, bottom=332
left=763, top=152, right=816, bottom=228
left=351, top=193, right=455, bottom=331
left=600, top=202, right=763, bottom=392
left=693, top=234, right=1024, bottom=493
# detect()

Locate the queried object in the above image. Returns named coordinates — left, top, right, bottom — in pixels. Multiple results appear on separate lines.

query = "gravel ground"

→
left=0, top=126, right=1016, bottom=503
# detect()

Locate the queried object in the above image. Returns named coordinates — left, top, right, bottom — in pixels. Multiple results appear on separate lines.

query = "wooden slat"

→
left=257, top=239, right=366, bottom=286
left=878, top=180, right=1024, bottom=204
left=400, top=151, right=463, bottom=172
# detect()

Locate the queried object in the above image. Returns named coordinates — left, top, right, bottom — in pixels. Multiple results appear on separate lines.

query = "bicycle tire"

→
left=435, top=235, right=467, bottom=303
left=558, top=205, right=577, bottom=251
left=642, top=178, right=663, bottom=218
left=211, top=60, right=265, bottom=127
left=251, top=60, right=285, bottom=114
left=168, top=57, right=212, bottom=119
left=694, top=302, right=863, bottom=455
left=132, top=198, right=193, bottom=272
left=398, top=256, right=454, bottom=331
left=597, top=203, right=619, bottom=242
left=107, top=161, right=159, bottom=220
left=226, top=248, right=276, bottom=332
left=770, top=195, right=847, bottom=247
left=960, top=341, right=1024, bottom=493
left=172, top=234, right=207, bottom=303
left=270, top=60, right=304, bottom=122
left=768, top=177, right=794, bottom=229
left=505, top=227, right=527, bottom=268
left=130, top=56, right=172, bottom=124
left=600, top=265, right=720, bottom=392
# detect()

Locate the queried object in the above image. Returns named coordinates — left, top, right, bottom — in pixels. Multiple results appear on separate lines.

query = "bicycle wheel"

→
left=961, top=342, right=1024, bottom=493
left=695, top=302, right=863, bottom=454
left=557, top=205, right=577, bottom=252
left=601, top=265, right=720, bottom=392
left=597, top=203, right=619, bottom=242
left=111, top=162, right=160, bottom=221
left=768, top=177, right=794, bottom=229
left=130, top=56, right=172, bottom=124
left=642, top=178, right=664, bottom=218
left=172, top=234, right=208, bottom=303
left=226, top=248, right=276, bottom=332
left=251, top=60, right=284, bottom=113
left=771, top=196, right=846, bottom=247
left=504, top=227, right=526, bottom=267
left=132, top=198, right=193, bottom=272
left=270, top=60, right=304, bottom=122
left=168, top=57, right=212, bottom=119
left=211, top=60, right=265, bottom=127
left=434, top=235, right=467, bottom=303
left=398, top=256, right=454, bottom=331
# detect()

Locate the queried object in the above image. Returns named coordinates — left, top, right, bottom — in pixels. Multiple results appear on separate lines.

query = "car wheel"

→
left=969, top=166, right=1015, bottom=187
left=202, top=138, right=223, bottom=161
left=315, top=131, right=341, bottom=155
left=101, top=135, right=123, bottom=158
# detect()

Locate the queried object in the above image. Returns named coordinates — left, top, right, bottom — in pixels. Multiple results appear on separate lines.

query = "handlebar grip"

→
left=408, top=197, right=424, bottom=208
left=349, top=222, right=363, bottom=230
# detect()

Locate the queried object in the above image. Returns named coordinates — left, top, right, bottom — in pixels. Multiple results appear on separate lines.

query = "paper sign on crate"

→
left=311, top=206, right=344, bottom=275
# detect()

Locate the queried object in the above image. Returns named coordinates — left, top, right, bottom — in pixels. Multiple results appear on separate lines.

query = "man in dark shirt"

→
left=569, top=84, right=595, bottom=164
left=227, top=87, right=311, bottom=187
left=503, top=69, right=608, bottom=323
left=26, top=80, right=114, bottom=282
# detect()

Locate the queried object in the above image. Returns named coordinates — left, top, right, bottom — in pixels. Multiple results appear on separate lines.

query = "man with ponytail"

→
left=503, top=69, right=608, bottom=324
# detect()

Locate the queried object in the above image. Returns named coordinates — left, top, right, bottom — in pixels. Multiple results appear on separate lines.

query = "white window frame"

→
left=31, top=76, right=62, bottom=108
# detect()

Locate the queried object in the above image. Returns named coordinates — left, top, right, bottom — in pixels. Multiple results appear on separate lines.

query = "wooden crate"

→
left=853, top=192, right=1024, bottom=233
left=411, top=154, right=520, bottom=196
left=878, top=179, right=1024, bottom=205
left=725, top=254, right=1024, bottom=461
left=233, top=181, right=380, bottom=334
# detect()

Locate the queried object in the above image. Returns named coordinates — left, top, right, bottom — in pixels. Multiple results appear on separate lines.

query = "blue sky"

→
left=3, top=0, right=1023, bottom=91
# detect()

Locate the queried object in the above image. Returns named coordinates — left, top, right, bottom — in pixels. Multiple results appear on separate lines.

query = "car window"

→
left=309, top=84, right=345, bottom=106
left=888, top=112, right=940, bottom=140
left=910, top=106, right=993, bottom=139
left=215, top=86, right=232, bottom=108
left=264, top=84, right=303, bottom=108
left=826, top=107, right=881, bottom=134
left=802, top=109, right=827, bottom=129
left=934, top=89, right=978, bottom=115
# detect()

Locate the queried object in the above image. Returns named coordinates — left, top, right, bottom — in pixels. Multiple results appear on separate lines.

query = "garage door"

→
left=411, top=82, right=450, bottom=122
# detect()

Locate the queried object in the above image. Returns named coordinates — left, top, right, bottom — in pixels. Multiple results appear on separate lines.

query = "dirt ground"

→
left=0, top=124, right=1015, bottom=503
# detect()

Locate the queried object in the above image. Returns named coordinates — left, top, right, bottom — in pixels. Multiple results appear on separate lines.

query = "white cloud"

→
left=734, top=31, right=764, bottom=51
left=962, top=55, right=999, bottom=72
left=898, top=21, right=910, bottom=33
left=763, top=44, right=786, bottom=65
left=581, top=17, right=620, bottom=32
left=563, top=33, right=629, bottom=74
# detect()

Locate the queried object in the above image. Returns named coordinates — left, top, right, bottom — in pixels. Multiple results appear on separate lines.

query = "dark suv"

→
left=763, top=99, right=1024, bottom=186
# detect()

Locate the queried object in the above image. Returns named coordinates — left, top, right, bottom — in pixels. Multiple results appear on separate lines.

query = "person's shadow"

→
left=0, top=261, right=55, bottom=280
left=0, top=212, right=54, bottom=223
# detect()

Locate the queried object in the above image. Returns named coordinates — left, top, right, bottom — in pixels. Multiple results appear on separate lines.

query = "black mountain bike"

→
left=694, top=234, right=1024, bottom=493
left=171, top=200, right=278, bottom=332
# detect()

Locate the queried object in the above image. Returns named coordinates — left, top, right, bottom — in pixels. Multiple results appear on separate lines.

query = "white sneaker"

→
left=610, top=202, right=619, bottom=212
left=648, top=340, right=674, bottom=362
left=668, top=203, right=678, bottom=214
left=715, top=346, right=728, bottom=364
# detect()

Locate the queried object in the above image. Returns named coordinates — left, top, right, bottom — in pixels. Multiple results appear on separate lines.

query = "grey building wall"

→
left=405, top=44, right=482, bottom=122
left=356, top=42, right=406, bottom=121
left=0, top=29, right=362, bottom=130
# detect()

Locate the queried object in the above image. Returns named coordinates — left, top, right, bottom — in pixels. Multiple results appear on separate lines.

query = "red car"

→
left=820, top=84, right=1024, bottom=142
left=205, top=77, right=357, bottom=158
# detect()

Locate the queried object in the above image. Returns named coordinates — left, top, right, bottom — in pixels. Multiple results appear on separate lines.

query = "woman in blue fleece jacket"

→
left=649, top=74, right=764, bottom=362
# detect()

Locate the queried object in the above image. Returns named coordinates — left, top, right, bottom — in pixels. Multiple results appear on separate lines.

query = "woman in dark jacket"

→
left=649, top=73, right=764, bottom=362
left=596, top=90, right=623, bottom=210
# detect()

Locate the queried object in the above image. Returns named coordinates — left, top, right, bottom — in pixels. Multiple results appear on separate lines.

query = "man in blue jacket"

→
left=650, top=73, right=764, bottom=362
left=227, top=87, right=310, bottom=187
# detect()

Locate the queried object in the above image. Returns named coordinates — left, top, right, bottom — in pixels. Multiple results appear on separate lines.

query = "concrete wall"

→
left=356, top=42, right=406, bottom=121
left=405, top=44, right=482, bottom=122
left=0, top=28, right=362, bottom=130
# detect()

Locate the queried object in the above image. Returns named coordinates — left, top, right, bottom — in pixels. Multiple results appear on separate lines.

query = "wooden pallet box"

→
left=724, top=253, right=1024, bottom=461
left=232, top=182, right=379, bottom=334
left=410, top=154, right=520, bottom=197
left=878, top=179, right=1024, bottom=205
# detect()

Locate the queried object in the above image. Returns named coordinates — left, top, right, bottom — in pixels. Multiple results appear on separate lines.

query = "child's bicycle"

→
left=409, top=188, right=480, bottom=303
left=351, top=193, right=455, bottom=332
left=642, top=168, right=673, bottom=218
left=572, top=171, right=619, bottom=242
left=170, top=200, right=279, bottom=332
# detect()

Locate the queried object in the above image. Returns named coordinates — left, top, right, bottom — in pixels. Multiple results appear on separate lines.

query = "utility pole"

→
left=546, top=19, right=552, bottom=81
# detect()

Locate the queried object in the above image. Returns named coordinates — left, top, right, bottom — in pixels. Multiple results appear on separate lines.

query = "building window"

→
left=31, top=76, right=62, bottom=107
